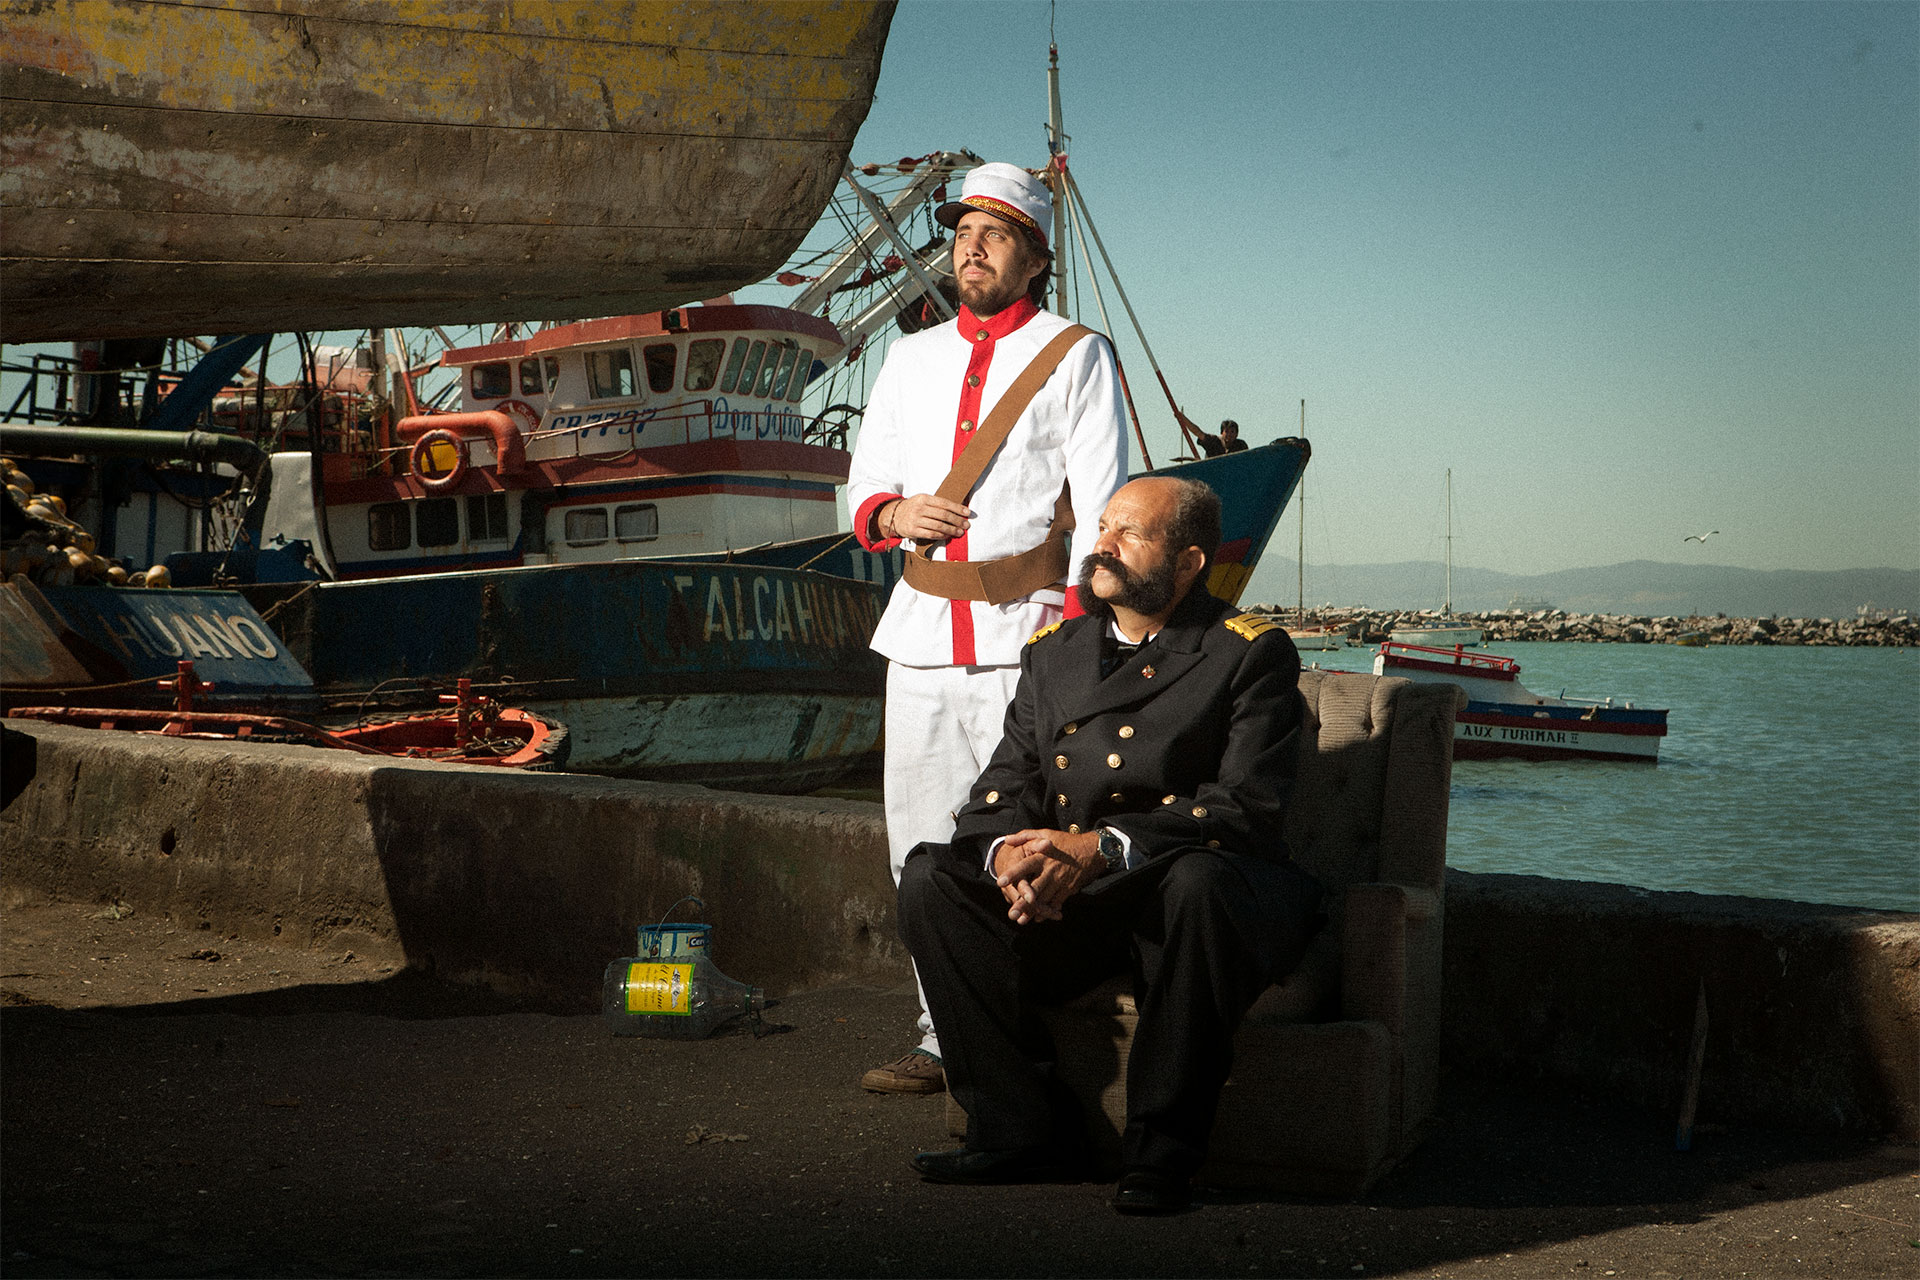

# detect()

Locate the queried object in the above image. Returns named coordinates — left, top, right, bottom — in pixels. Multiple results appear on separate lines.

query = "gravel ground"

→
left=2, top=900, right=1914, bottom=1278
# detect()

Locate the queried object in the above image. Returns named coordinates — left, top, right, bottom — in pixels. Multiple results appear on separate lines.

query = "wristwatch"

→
left=1096, top=827, right=1126, bottom=877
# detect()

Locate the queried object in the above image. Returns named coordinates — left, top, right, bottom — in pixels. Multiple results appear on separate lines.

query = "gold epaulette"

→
left=1026, top=620, right=1064, bottom=645
left=1223, top=612, right=1281, bottom=641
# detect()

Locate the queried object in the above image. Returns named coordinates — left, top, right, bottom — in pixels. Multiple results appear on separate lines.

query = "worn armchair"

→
left=945, top=669, right=1465, bottom=1197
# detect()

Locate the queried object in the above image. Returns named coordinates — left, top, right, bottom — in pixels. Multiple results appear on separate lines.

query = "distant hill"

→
left=1249, top=560, right=1920, bottom=619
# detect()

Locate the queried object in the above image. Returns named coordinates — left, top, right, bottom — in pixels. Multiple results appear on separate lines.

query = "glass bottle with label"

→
left=601, top=921, right=765, bottom=1040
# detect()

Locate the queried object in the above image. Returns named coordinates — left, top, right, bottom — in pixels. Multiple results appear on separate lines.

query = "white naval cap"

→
left=934, top=161, right=1052, bottom=247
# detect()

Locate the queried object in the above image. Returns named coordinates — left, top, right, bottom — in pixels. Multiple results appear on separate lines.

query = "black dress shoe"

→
left=912, top=1146, right=1084, bottom=1185
left=1111, top=1168, right=1192, bottom=1214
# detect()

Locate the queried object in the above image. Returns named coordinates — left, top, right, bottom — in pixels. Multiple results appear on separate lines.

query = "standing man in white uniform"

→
left=847, top=162, right=1128, bottom=1093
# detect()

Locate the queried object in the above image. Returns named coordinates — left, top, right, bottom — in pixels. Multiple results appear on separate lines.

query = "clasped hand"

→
left=993, top=828, right=1102, bottom=926
left=884, top=494, right=972, bottom=543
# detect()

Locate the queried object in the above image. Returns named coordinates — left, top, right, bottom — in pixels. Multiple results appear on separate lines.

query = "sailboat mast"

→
left=1445, top=467, right=1454, bottom=614
left=1297, top=398, right=1305, bottom=620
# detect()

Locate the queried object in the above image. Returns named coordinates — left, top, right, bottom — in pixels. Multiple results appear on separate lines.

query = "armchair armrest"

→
left=1340, top=882, right=1439, bottom=1030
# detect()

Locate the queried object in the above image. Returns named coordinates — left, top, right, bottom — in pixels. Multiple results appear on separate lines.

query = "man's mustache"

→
left=1084, top=552, right=1133, bottom=580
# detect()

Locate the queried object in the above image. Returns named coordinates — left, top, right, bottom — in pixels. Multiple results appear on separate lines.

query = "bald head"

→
left=1078, top=477, right=1223, bottom=634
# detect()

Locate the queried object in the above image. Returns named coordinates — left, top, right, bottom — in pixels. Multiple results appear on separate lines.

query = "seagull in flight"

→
left=1682, top=530, right=1720, bottom=543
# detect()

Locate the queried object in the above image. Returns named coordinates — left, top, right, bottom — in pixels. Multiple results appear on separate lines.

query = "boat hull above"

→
left=0, top=0, right=895, bottom=341
left=1454, top=702, right=1666, bottom=763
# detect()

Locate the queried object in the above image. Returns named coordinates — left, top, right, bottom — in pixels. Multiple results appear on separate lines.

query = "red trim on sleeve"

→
left=854, top=492, right=903, bottom=551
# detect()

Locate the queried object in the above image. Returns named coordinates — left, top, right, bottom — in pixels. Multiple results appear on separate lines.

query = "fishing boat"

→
left=3, top=51, right=1308, bottom=791
left=1390, top=469, right=1482, bottom=647
left=1374, top=640, right=1668, bottom=763
left=0, top=0, right=895, bottom=343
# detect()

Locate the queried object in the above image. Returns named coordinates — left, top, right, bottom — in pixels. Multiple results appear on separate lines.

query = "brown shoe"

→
left=861, top=1049, right=946, bottom=1094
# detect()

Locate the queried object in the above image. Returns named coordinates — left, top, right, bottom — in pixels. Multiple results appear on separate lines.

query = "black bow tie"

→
left=1101, top=639, right=1141, bottom=679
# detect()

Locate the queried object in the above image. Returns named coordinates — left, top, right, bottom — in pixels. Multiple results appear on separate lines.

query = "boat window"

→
left=517, top=358, right=544, bottom=395
left=470, top=362, right=511, bottom=400
left=786, top=348, right=814, bottom=402
left=768, top=345, right=802, bottom=399
left=416, top=498, right=459, bottom=548
left=718, top=338, right=749, bottom=393
left=684, top=339, right=726, bottom=392
left=587, top=348, right=636, bottom=400
left=614, top=503, right=659, bottom=542
left=467, top=491, right=509, bottom=542
left=755, top=344, right=786, bottom=398
left=564, top=507, right=609, bottom=545
left=642, top=343, right=677, bottom=395
left=543, top=356, right=560, bottom=391
left=368, top=502, right=410, bottom=551
left=733, top=340, right=767, bottom=396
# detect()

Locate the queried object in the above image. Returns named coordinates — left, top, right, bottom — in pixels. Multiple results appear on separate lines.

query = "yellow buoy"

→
left=143, top=564, right=172, bottom=588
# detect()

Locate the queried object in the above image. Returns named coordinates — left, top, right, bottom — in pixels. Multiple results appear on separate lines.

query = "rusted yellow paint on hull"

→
left=0, top=0, right=895, bottom=341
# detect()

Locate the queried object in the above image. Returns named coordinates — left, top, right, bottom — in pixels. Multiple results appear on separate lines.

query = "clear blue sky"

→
left=785, top=0, right=1917, bottom=582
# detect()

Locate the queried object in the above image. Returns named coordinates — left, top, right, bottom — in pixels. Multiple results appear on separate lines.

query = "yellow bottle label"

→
left=624, top=962, right=694, bottom=1015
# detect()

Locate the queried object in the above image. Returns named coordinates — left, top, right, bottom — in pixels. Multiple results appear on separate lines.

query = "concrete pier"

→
left=3, top=719, right=1915, bottom=1141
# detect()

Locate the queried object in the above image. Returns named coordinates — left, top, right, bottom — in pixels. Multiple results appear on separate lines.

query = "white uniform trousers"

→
left=883, top=660, right=1024, bottom=1058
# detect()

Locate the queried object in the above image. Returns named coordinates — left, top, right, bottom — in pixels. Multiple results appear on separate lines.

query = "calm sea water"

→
left=1303, top=640, right=1920, bottom=912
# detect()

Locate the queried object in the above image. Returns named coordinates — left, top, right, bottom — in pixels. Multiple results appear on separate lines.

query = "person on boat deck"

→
left=1192, top=424, right=1225, bottom=458
left=897, top=476, right=1323, bottom=1214
left=846, top=161, right=1128, bottom=1096
left=1219, top=419, right=1248, bottom=453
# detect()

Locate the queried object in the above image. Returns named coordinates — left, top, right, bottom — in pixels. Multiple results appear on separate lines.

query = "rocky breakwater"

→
left=1254, top=607, right=1919, bottom=647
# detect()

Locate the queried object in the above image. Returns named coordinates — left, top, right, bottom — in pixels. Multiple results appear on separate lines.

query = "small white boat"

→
left=1285, top=623, right=1347, bottom=651
left=1375, top=641, right=1669, bottom=763
left=1388, top=621, right=1483, bottom=648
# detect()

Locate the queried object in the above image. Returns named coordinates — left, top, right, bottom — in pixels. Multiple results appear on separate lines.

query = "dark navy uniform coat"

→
left=950, top=586, right=1305, bottom=875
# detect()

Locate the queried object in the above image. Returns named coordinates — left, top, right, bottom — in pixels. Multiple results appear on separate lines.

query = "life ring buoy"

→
left=496, top=398, right=541, bottom=435
left=410, top=428, right=468, bottom=492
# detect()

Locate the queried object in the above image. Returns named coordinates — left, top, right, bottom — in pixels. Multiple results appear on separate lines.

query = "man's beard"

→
left=1075, top=550, right=1179, bottom=619
left=955, top=264, right=1028, bottom=317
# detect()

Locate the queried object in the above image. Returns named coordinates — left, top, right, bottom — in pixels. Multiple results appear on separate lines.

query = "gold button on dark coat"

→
left=1191, top=805, right=1208, bottom=818
left=1207, top=840, right=1221, bottom=848
left=1055, top=754, right=1069, bottom=769
left=984, top=790, right=999, bottom=804
left=1067, top=824, right=1081, bottom=835
left=1063, top=722, right=1077, bottom=734
left=1162, top=794, right=1176, bottom=805
left=1056, top=793, right=1068, bottom=807
left=1107, top=753, right=1123, bottom=768
left=1118, top=725, right=1135, bottom=739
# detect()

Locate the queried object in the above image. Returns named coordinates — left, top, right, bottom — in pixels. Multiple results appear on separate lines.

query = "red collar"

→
left=957, top=297, right=1039, bottom=343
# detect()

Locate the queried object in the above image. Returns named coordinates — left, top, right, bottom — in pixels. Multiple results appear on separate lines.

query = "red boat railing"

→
left=1376, top=640, right=1520, bottom=675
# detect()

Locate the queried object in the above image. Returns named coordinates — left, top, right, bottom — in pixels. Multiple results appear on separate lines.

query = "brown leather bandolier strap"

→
left=901, top=323, right=1094, bottom=605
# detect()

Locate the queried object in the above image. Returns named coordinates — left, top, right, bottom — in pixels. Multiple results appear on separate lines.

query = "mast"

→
left=1045, top=42, right=1070, bottom=316
left=1445, top=467, right=1454, bottom=615
left=1296, top=398, right=1305, bottom=620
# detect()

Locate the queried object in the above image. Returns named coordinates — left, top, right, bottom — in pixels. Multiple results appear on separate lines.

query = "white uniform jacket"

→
left=848, top=300, right=1128, bottom=669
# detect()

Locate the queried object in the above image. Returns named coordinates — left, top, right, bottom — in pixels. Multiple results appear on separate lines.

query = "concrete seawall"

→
left=3, top=719, right=1914, bottom=1139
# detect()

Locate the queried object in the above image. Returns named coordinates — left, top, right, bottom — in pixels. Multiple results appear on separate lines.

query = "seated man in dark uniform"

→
left=897, top=475, right=1323, bottom=1214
